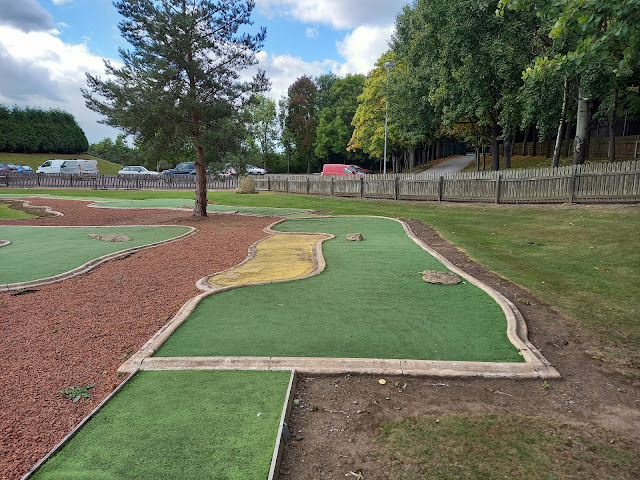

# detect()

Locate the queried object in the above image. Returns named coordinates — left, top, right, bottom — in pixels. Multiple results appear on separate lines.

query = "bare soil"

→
left=1, top=198, right=639, bottom=479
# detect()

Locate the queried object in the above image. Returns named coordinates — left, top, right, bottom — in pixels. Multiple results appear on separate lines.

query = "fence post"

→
left=495, top=175, right=502, bottom=204
left=635, top=135, right=639, bottom=159
left=568, top=168, right=576, bottom=203
left=306, top=177, right=310, bottom=195
left=438, top=176, right=444, bottom=202
left=360, top=176, right=364, bottom=198
left=394, top=175, right=399, bottom=200
left=286, top=178, right=289, bottom=194
left=267, top=177, right=270, bottom=192
left=330, top=177, right=335, bottom=196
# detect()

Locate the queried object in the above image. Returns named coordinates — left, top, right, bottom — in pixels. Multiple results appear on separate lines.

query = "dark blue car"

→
left=162, top=162, right=209, bottom=175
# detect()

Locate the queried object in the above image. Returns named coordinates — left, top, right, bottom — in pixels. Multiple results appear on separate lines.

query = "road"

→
left=424, top=153, right=475, bottom=173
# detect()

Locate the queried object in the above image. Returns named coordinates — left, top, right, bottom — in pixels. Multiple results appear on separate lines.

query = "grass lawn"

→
left=1, top=188, right=637, bottom=351
left=156, top=216, right=522, bottom=362
left=0, top=202, right=35, bottom=219
left=0, top=152, right=122, bottom=175
left=31, top=370, right=291, bottom=480
left=0, top=225, right=191, bottom=284
left=377, top=414, right=640, bottom=479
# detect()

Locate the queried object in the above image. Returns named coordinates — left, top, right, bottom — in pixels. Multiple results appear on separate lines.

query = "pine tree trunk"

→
left=522, top=125, right=529, bottom=156
left=553, top=78, right=569, bottom=168
left=608, top=88, right=618, bottom=162
left=532, top=125, right=537, bottom=156
left=573, top=83, right=592, bottom=165
left=191, top=108, right=207, bottom=217
left=563, top=106, right=575, bottom=157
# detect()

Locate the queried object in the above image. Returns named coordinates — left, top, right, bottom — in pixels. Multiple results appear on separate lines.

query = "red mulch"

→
left=0, top=198, right=275, bottom=479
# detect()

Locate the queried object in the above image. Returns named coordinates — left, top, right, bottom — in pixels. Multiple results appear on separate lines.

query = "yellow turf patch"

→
left=208, top=233, right=329, bottom=288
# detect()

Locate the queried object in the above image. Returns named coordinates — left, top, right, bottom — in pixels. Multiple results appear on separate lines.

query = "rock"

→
left=346, top=233, right=363, bottom=241
left=0, top=240, right=10, bottom=248
left=88, top=233, right=131, bottom=242
left=422, top=270, right=461, bottom=285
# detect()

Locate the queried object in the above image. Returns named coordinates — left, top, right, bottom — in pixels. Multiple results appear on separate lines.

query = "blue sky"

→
left=0, top=0, right=406, bottom=143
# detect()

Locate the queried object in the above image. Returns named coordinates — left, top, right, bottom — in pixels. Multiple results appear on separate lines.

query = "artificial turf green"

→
left=0, top=202, right=35, bottom=219
left=156, top=216, right=522, bottom=362
left=0, top=225, right=191, bottom=284
left=31, top=370, right=291, bottom=480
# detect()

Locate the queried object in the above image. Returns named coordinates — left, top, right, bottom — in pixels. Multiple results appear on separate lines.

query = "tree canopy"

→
left=83, top=0, right=267, bottom=215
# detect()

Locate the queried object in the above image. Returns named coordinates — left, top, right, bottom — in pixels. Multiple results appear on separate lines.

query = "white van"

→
left=37, top=159, right=98, bottom=175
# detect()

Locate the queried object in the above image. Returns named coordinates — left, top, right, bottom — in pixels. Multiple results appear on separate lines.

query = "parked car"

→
left=246, top=164, right=267, bottom=175
left=16, top=165, right=34, bottom=174
left=162, top=162, right=209, bottom=175
left=0, top=163, right=18, bottom=173
left=348, top=164, right=373, bottom=174
left=321, top=164, right=364, bottom=175
left=118, top=165, right=159, bottom=175
left=217, top=165, right=237, bottom=177
left=36, top=159, right=98, bottom=174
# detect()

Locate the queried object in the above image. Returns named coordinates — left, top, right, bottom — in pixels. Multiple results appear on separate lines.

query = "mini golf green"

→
left=0, top=225, right=191, bottom=284
left=155, top=216, right=523, bottom=362
left=90, top=198, right=308, bottom=216
left=31, top=370, right=291, bottom=480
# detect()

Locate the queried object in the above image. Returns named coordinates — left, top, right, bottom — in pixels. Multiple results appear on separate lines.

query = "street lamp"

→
left=383, top=60, right=396, bottom=175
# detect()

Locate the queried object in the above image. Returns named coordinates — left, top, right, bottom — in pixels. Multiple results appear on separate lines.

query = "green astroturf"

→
left=156, top=216, right=522, bottom=362
left=0, top=202, right=35, bottom=219
left=31, top=370, right=291, bottom=480
left=90, top=198, right=308, bottom=216
left=0, top=225, right=190, bottom=284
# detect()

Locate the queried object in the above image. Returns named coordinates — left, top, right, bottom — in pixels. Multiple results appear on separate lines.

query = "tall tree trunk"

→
left=522, top=125, right=529, bottom=156
left=553, top=78, right=569, bottom=168
left=436, top=139, right=443, bottom=159
left=475, top=146, right=480, bottom=171
left=532, top=125, right=537, bottom=156
left=563, top=106, right=575, bottom=157
left=191, top=109, right=207, bottom=217
left=307, top=153, right=311, bottom=173
left=608, top=88, right=618, bottom=162
left=504, top=130, right=513, bottom=169
left=482, top=146, right=486, bottom=171
left=545, top=130, right=552, bottom=158
left=573, top=82, right=592, bottom=165
left=491, top=122, right=500, bottom=171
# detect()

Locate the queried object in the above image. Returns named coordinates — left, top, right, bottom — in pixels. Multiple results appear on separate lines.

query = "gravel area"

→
left=0, top=198, right=275, bottom=480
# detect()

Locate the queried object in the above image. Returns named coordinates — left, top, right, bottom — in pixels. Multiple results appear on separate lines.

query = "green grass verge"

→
left=1, top=188, right=637, bottom=350
left=377, top=414, right=640, bottom=479
left=32, top=370, right=291, bottom=480
left=156, top=216, right=522, bottom=362
left=0, top=152, right=122, bottom=175
left=0, top=225, right=191, bottom=284
left=0, top=202, right=35, bottom=219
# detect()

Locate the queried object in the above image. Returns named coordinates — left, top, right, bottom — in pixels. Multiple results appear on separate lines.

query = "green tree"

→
left=245, top=95, right=278, bottom=170
left=314, top=74, right=366, bottom=164
left=83, top=0, right=267, bottom=216
left=286, top=75, right=318, bottom=173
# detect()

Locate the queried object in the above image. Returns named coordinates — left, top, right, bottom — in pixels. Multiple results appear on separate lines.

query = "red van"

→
left=321, top=164, right=363, bottom=175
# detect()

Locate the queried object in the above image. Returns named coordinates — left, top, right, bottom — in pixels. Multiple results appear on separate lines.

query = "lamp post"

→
left=383, top=61, right=396, bottom=175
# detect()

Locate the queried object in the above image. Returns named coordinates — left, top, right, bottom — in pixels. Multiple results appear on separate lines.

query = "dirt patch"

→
left=277, top=219, right=640, bottom=479
left=0, top=198, right=276, bottom=480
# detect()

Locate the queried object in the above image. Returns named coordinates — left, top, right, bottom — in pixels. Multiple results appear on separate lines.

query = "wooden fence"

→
left=503, top=134, right=640, bottom=159
left=254, top=161, right=640, bottom=204
left=0, top=173, right=237, bottom=191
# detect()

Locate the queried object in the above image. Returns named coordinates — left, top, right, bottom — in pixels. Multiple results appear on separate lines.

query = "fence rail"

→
left=0, top=173, right=237, bottom=191
left=2, top=162, right=639, bottom=204
left=254, top=161, right=640, bottom=204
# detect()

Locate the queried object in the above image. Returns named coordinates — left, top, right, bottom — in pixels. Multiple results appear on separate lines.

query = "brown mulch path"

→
left=0, top=198, right=276, bottom=480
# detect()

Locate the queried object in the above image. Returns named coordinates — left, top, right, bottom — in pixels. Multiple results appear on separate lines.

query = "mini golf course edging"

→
left=119, top=216, right=560, bottom=379
left=0, top=225, right=197, bottom=292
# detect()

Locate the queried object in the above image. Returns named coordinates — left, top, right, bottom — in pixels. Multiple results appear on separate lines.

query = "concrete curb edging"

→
left=269, top=370, right=296, bottom=480
left=1, top=225, right=197, bottom=292
left=120, top=215, right=560, bottom=379
left=20, top=369, right=140, bottom=480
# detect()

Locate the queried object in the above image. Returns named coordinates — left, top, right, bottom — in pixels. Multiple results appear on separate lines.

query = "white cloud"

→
left=305, top=26, right=319, bottom=39
left=0, top=25, right=122, bottom=143
left=249, top=51, right=338, bottom=101
left=0, top=0, right=54, bottom=32
left=52, top=0, right=74, bottom=4
left=336, top=24, right=395, bottom=75
left=255, top=0, right=406, bottom=29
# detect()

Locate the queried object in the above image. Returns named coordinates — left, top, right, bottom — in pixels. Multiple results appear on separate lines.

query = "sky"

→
left=0, top=0, right=407, bottom=144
